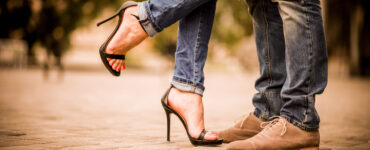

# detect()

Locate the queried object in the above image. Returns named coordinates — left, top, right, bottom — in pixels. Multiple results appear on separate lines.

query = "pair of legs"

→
left=105, top=0, right=218, bottom=140
left=249, top=0, right=327, bottom=131
left=218, top=0, right=327, bottom=148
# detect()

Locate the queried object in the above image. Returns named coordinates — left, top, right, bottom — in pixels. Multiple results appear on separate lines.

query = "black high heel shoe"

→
left=161, top=86, right=223, bottom=145
left=96, top=1, right=137, bottom=76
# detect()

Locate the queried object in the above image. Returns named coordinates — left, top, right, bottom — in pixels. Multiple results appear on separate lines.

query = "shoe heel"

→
left=165, top=109, right=171, bottom=141
left=96, top=12, right=121, bottom=26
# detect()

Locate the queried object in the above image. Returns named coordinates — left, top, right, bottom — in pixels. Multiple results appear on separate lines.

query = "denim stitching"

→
left=302, top=0, right=314, bottom=124
left=261, top=88, right=270, bottom=120
left=303, top=96, right=309, bottom=123
left=262, top=0, right=273, bottom=86
left=193, top=8, right=202, bottom=89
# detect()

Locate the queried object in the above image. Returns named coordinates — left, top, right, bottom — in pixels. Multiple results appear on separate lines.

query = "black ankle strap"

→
left=197, top=130, right=207, bottom=140
left=131, top=14, right=149, bottom=35
left=103, top=52, right=125, bottom=60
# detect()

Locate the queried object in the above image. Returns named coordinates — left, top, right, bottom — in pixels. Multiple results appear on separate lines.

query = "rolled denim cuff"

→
left=138, top=2, right=158, bottom=37
left=171, top=79, right=204, bottom=96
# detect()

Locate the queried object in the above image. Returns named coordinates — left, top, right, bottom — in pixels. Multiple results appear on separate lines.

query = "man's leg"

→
left=227, top=0, right=327, bottom=149
left=217, top=0, right=286, bottom=143
left=277, top=0, right=327, bottom=131
left=248, top=0, right=286, bottom=121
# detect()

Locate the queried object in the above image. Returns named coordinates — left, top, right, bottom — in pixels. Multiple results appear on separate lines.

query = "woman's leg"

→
left=106, top=0, right=219, bottom=140
left=106, top=0, right=214, bottom=72
left=167, top=0, right=218, bottom=140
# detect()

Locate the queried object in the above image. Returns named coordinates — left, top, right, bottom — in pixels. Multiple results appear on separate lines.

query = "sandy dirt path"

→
left=0, top=69, right=369, bottom=150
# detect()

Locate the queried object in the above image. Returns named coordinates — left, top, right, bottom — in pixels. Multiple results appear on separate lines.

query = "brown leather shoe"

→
left=215, top=113, right=263, bottom=143
left=227, top=117, right=320, bottom=150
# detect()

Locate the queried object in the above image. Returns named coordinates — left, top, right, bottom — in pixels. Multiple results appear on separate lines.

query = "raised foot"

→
left=105, top=6, right=148, bottom=72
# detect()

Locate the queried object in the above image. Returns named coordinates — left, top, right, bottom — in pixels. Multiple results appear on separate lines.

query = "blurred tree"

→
left=0, top=0, right=253, bottom=70
left=213, top=0, right=253, bottom=48
left=0, top=0, right=124, bottom=65
left=323, top=0, right=370, bottom=76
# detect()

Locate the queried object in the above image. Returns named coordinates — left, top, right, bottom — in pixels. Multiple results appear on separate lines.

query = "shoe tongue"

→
left=235, top=114, right=261, bottom=130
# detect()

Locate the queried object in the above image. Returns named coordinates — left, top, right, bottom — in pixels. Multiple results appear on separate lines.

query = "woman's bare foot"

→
left=105, top=6, right=148, bottom=72
left=167, top=88, right=219, bottom=140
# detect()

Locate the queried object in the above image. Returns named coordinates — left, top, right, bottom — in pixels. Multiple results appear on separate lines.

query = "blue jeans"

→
left=138, top=0, right=216, bottom=95
left=247, top=0, right=328, bottom=131
left=138, top=0, right=327, bottom=131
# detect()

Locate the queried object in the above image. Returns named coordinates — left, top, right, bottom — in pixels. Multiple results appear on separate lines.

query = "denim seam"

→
left=302, top=1, right=314, bottom=122
left=259, top=0, right=273, bottom=121
left=261, top=88, right=270, bottom=120
left=262, top=0, right=273, bottom=86
left=304, top=4, right=311, bottom=94
left=303, top=96, right=309, bottom=123
left=193, top=9, right=203, bottom=90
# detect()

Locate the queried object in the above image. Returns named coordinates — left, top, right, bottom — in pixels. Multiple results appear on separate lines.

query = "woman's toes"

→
left=116, top=60, right=124, bottom=71
left=107, top=59, right=125, bottom=72
left=112, top=62, right=118, bottom=71
left=122, top=64, right=126, bottom=70
left=204, top=132, right=218, bottom=140
left=109, top=59, right=116, bottom=66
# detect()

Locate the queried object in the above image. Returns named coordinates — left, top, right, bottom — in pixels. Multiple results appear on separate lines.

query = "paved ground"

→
left=0, top=69, right=369, bottom=150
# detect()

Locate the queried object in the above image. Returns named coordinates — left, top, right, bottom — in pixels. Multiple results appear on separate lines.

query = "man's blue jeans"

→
left=247, top=0, right=327, bottom=131
left=137, top=0, right=327, bottom=131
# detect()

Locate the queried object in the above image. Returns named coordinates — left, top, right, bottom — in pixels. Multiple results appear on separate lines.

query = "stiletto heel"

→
left=97, top=1, right=138, bottom=76
left=161, top=86, right=223, bottom=145
left=96, top=12, right=120, bottom=27
left=165, top=109, right=171, bottom=141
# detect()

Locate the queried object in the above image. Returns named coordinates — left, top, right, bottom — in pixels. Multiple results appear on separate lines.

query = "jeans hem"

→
left=138, top=2, right=159, bottom=37
left=171, top=77, right=205, bottom=96
left=281, top=115, right=319, bottom=132
left=253, top=108, right=269, bottom=121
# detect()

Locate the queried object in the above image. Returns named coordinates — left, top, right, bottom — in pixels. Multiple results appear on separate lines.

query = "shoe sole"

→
left=296, top=146, right=319, bottom=150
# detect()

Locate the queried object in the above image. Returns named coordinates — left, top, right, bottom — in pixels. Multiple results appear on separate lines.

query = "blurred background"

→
left=0, top=0, right=369, bottom=149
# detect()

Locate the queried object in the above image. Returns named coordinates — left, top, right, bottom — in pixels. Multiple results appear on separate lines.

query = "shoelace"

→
left=259, top=116, right=287, bottom=136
